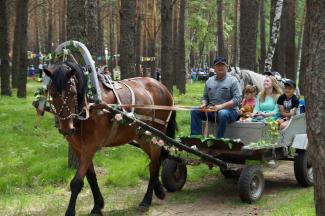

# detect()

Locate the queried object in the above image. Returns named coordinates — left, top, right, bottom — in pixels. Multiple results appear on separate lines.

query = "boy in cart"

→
left=276, top=79, right=299, bottom=130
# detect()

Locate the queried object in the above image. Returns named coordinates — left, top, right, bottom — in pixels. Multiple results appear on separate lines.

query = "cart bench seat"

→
left=204, top=113, right=306, bottom=145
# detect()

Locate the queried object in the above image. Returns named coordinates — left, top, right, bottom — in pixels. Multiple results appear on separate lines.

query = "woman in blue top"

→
left=252, top=75, right=282, bottom=120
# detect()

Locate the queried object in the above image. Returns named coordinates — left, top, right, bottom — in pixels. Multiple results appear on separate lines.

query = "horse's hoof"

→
left=90, top=212, right=103, bottom=216
left=138, top=203, right=150, bottom=212
left=65, top=211, right=75, bottom=216
left=90, top=208, right=103, bottom=216
left=155, top=189, right=166, bottom=200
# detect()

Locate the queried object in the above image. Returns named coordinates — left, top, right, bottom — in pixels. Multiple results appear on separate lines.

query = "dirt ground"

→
left=2, top=161, right=304, bottom=216
left=148, top=161, right=298, bottom=216
left=77, top=161, right=300, bottom=216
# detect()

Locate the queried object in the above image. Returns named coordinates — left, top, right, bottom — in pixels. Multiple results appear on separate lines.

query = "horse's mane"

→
left=229, top=67, right=265, bottom=93
left=52, top=65, right=68, bottom=94
left=52, top=62, right=86, bottom=112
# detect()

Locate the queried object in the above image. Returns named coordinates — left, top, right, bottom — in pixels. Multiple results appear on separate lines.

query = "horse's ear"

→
left=43, top=68, right=52, bottom=77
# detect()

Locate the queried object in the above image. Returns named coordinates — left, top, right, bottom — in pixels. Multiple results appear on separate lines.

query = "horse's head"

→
left=44, top=62, right=86, bottom=137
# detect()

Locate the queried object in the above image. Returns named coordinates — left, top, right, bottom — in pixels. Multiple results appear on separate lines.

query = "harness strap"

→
left=106, top=76, right=126, bottom=112
left=134, top=113, right=166, bottom=126
left=118, top=81, right=136, bottom=113
left=104, top=121, right=119, bottom=146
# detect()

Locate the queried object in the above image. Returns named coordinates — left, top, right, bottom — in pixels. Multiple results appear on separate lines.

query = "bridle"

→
left=49, top=76, right=86, bottom=121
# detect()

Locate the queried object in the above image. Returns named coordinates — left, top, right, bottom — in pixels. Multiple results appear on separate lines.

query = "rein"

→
left=102, top=103, right=216, bottom=112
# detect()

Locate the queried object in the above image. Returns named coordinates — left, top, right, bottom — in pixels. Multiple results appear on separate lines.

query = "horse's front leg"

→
left=86, top=163, right=105, bottom=215
left=65, top=146, right=95, bottom=216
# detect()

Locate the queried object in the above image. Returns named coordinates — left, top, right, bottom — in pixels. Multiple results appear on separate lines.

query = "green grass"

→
left=0, top=80, right=316, bottom=215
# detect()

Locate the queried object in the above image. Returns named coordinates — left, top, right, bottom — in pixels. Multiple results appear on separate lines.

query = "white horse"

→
left=229, top=67, right=300, bottom=98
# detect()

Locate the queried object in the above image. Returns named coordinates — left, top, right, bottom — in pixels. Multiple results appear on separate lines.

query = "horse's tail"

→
left=160, top=110, right=177, bottom=160
left=166, top=110, right=177, bottom=139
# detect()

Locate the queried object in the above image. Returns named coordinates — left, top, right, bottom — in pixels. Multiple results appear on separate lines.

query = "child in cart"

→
left=276, top=79, right=299, bottom=130
left=238, top=85, right=257, bottom=122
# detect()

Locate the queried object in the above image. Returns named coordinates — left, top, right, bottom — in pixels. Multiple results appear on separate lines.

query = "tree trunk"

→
left=272, top=0, right=295, bottom=79
left=270, top=0, right=276, bottom=37
left=264, top=0, right=284, bottom=72
left=66, top=0, right=86, bottom=169
left=16, top=0, right=29, bottom=98
left=304, top=1, right=325, bottom=215
left=135, top=0, right=142, bottom=76
left=176, top=0, right=186, bottom=94
left=299, top=0, right=309, bottom=94
left=35, top=3, right=40, bottom=52
left=119, top=0, right=137, bottom=79
left=12, top=0, right=22, bottom=88
left=59, top=0, right=66, bottom=43
left=47, top=0, right=53, bottom=53
left=172, top=0, right=179, bottom=85
left=285, top=0, right=296, bottom=80
left=67, top=0, right=86, bottom=43
left=259, top=0, right=266, bottom=74
left=85, top=0, right=98, bottom=57
left=161, top=0, right=173, bottom=93
left=239, top=0, right=259, bottom=71
left=97, top=0, right=104, bottom=64
left=109, top=1, right=115, bottom=75
left=0, top=0, right=11, bottom=96
left=217, top=0, right=226, bottom=57
left=232, top=0, right=240, bottom=66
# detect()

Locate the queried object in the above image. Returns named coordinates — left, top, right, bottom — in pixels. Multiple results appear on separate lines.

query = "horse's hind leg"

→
left=86, top=163, right=104, bottom=215
left=138, top=144, right=164, bottom=210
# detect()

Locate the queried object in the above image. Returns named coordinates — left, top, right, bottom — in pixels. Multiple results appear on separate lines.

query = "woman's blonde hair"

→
left=258, top=76, right=282, bottom=102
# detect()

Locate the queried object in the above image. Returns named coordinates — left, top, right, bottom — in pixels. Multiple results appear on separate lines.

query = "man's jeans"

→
left=190, top=108, right=238, bottom=138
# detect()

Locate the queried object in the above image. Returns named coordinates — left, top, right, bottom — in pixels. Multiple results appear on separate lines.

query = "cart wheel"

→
left=238, top=166, right=264, bottom=203
left=220, top=168, right=241, bottom=179
left=294, top=150, right=313, bottom=187
left=161, top=158, right=187, bottom=192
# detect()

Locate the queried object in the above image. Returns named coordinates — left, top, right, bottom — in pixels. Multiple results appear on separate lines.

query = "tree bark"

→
left=59, top=0, right=66, bottom=43
left=161, top=0, right=173, bottom=93
left=12, top=0, right=22, bottom=88
left=264, top=0, right=283, bottom=72
left=217, top=0, right=226, bottom=57
left=176, top=0, right=186, bottom=94
left=172, top=0, right=179, bottom=85
left=97, top=0, right=104, bottom=63
left=239, top=0, right=259, bottom=71
left=67, top=0, right=86, bottom=43
left=259, top=0, right=266, bottom=74
left=109, top=1, right=115, bottom=74
left=119, top=0, right=137, bottom=79
left=16, top=0, right=29, bottom=98
left=0, top=0, right=11, bottom=96
left=232, top=0, right=240, bottom=66
left=272, top=0, right=296, bottom=80
left=85, top=0, right=99, bottom=57
left=304, top=1, right=325, bottom=215
left=135, top=0, right=142, bottom=76
left=47, top=0, right=53, bottom=53
left=299, top=0, right=309, bottom=94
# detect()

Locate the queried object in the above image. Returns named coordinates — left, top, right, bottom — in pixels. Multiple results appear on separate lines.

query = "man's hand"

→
left=199, top=103, right=207, bottom=109
left=214, top=104, right=223, bottom=111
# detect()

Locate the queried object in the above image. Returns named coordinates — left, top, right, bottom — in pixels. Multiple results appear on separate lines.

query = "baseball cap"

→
left=213, top=57, right=227, bottom=65
left=284, top=79, right=296, bottom=88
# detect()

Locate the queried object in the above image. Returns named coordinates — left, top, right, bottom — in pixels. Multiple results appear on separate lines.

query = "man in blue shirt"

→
left=190, top=57, right=242, bottom=138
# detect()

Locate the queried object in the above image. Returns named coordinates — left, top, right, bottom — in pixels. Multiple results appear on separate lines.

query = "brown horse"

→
left=43, top=62, right=176, bottom=216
